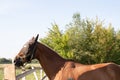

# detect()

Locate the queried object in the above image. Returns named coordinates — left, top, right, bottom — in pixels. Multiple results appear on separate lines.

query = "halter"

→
left=25, top=34, right=39, bottom=63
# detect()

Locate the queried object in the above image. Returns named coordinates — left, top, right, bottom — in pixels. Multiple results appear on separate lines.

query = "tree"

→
left=0, top=58, right=12, bottom=64
left=40, top=13, right=120, bottom=64
left=40, top=23, right=73, bottom=59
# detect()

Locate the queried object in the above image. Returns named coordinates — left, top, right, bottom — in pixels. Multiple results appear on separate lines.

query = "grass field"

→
left=0, top=68, right=4, bottom=79
left=0, top=64, right=46, bottom=80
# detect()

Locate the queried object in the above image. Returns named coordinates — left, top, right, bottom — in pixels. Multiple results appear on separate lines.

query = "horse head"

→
left=14, top=34, right=39, bottom=67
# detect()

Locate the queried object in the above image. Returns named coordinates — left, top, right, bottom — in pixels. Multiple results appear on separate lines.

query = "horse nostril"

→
left=14, top=60, right=16, bottom=63
left=14, top=57, right=24, bottom=67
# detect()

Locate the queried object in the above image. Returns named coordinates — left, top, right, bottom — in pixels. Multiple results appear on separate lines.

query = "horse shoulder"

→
left=54, top=61, right=79, bottom=80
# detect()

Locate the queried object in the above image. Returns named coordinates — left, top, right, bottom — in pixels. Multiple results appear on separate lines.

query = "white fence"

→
left=4, top=64, right=48, bottom=80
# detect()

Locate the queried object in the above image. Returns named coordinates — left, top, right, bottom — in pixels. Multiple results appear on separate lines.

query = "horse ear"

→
left=35, top=34, right=39, bottom=42
left=28, top=37, right=35, bottom=43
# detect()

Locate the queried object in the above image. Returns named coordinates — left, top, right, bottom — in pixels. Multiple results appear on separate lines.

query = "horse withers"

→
left=14, top=34, right=120, bottom=80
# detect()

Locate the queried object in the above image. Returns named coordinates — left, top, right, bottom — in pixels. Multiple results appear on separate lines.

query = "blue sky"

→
left=0, top=0, right=120, bottom=59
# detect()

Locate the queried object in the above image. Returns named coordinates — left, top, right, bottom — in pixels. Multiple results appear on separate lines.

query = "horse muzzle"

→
left=14, top=58, right=24, bottom=67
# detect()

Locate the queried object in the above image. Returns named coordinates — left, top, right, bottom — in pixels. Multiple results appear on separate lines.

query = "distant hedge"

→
left=0, top=58, right=12, bottom=64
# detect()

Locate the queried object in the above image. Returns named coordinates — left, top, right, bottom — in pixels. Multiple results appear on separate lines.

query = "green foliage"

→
left=41, top=23, right=73, bottom=59
left=40, top=13, right=120, bottom=64
left=0, top=58, right=12, bottom=64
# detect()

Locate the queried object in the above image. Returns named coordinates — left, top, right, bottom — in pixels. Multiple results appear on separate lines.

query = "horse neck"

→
left=35, top=42, right=66, bottom=79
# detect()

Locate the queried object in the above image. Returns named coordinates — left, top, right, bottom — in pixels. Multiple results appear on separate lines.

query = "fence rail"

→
left=3, top=64, right=48, bottom=80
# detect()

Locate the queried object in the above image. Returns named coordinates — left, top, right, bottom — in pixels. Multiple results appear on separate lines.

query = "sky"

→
left=0, top=0, right=120, bottom=59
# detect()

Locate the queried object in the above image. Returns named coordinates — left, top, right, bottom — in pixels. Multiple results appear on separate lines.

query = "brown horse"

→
left=14, top=34, right=120, bottom=80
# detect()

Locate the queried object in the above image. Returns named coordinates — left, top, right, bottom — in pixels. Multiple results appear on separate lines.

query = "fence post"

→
left=31, top=66, right=38, bottom=80
left=22, top=70, right=26, bottom=80
left=4, top=64, right=16, bottom=80
left=40, top=69, right=43, bottom=80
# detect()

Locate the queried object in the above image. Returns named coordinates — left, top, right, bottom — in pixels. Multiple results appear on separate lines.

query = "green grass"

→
left=0, top=68, right=4, bottom=79
left=0, top=64, right=4, bottom=79
left=0, top=64, right=46, bottom=80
